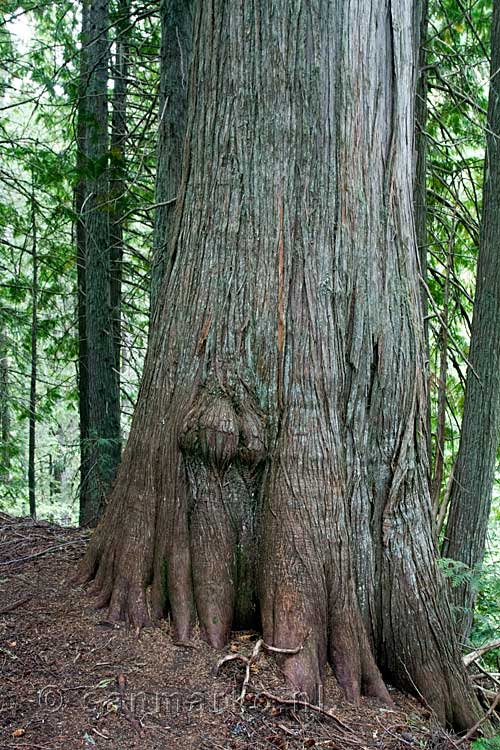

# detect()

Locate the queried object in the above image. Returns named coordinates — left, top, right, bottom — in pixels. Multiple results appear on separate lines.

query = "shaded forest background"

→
left=0, top=0, right=499, bottom=654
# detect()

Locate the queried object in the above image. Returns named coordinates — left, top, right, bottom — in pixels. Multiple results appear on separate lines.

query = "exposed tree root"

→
left=215, top=636, right=359, bottom=737
left=215, top=637, right=302, bottom=702
left=73, top=386, right=481, bottom=732
left=74, top=477, right=157, bottom=629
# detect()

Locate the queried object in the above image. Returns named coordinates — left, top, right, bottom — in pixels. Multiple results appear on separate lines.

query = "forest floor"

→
left=0, top=512, right=478, bottom=750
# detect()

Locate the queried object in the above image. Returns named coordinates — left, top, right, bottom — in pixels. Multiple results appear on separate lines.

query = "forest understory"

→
left=0, top=512, right=494, bottom=750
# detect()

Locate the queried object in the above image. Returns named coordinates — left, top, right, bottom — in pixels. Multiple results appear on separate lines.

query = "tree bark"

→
left=28, top=179, right=37, bottom=519
left=77, top=0, right=482, bottom=730
left=414, top=0, right=428, bottom=316
left=110, top=0, right=129, bottom=393
left=431, top=241, right=451, bottom=516
left=76, top=0, right=91, bottom=525
left=442, top=0, right=500, bottom=639
left=414, top=0, right=432, bottom=471
left=150, top=0, right=194, bottom=314
left=0, top=327, right=10, bottom=483
left=80, top=0, right=121, bottom=526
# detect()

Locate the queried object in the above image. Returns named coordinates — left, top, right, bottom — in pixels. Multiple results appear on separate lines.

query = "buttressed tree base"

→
left=77, top=0, right=482, bottom=730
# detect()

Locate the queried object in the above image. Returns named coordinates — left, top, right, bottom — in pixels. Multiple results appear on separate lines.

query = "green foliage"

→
left=440, top=556, right=500, bottom=667
left=0, top=1, right=158, bottom=522
left=427, top=0, right=491, bottom=498
left=439, top=557, right=484, bottom=591
left=471, top=560, right=500, bottom=660
left=472, top=737, right=500, bottom=750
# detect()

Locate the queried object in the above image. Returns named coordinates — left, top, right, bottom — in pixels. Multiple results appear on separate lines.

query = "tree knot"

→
left=180, top=389, right=267, bottom=470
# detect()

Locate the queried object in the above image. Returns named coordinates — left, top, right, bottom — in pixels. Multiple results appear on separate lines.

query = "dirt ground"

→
left=0, top=512, right=478, bottom=750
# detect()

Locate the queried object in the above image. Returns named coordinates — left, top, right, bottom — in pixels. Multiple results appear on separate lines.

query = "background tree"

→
left=109, top=0, right=130, bottom=396
left=28, top=175, right=37, bottom=518
left=0, top=2, right=81, bottom=517
left=0, top=326, right=11, bottom=482
left=0, top=1, right=159, bottom=522
left=442, top=0, right=500, bottom=637
left=78, top=0, right=121, bottom=525
left=75, top=0, right=91, bottom=524
left=424, top=0, right=490, bottom=536
left=77, top=0, right=482, bottom=729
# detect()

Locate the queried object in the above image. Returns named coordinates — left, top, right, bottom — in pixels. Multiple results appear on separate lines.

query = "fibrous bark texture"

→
left=78, top=0, right=481, bottom=730
left=414, top=0, right=432, bottom=464
left=28, top=182, right=37, bottom=519
left=79, top=0, right=121, bottom=526
left=150, top=0, right=195, bottom=313
left=109, top=0, right=129, bottom=411
left=442, top=0, right=500, bottom=639
left=75, top=0, right=91, bottom=525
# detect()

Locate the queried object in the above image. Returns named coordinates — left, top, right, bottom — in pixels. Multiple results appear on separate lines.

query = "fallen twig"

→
left=257, top=689, right=355, bottom=735
left=0, top=596, right=32, bottom=614
left=457, top=691, right=500, bottom=745
left=0, top=540, right=84, bottom=566
left=92, top=728, right=112, bottom=741
left=472, top=661, right=500, bottom=689
left=116, top=672, right=144, bottom=736
left=214, top=635, right=354, bottom=735
left=464, top=639, right=500, bottom=667
left=0, top=646, right=18, bottom=660
left=215, top=638, right=302, bottom=703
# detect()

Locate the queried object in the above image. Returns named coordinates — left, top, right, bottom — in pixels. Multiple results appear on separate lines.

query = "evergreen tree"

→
left=77, top=0, right=482, bottom=729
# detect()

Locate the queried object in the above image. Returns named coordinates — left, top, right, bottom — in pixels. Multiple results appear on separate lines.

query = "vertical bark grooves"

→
left=110, top=0, right=130, bottom=411
left=442, top=0, right=500, bottom=639
left=76, top=0, right=90, bottom=524
left=77, top=0, right=481, bottom=730
left=414, top=0, right=432, bottom=470
left=414, top=0, right=428, bottom=320
left=28, top=181, right=37, bottom=519
left=150, top=0, right=195, bottom=314
left=81, top=0, right=121, bottom=525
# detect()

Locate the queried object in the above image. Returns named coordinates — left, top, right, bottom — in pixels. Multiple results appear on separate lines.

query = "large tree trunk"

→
left=77, top=0, right=481, bottom=730
left=442, top=0, right=500, bottom=639
left=80, top=0, right=121, bottom=526
left=150, top=0, right=194, bottom=313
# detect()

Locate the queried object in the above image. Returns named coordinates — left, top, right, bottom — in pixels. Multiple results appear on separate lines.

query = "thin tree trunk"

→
left=414, top=0, right=431, bottom=467
left=415, top=0, right=428, bottom=311
left=28, top=181, right=37, bottom=519
left=110, top=0, right=129, bottom=390
left=442, top=0, right=500, bottom=639
left=0, top=328, right=10, bottom=482
left=431, top=238, right=452, bottom=516
left=150, top=0, right=194, bottom=314
left=81, top=0, right=121, bottom=526
left=49, top=426, right=64, bottom=497
left=48, top=453, right=53, bottom=499
left=52, top=462, right=63, bottom=495
left=76, top=0, right=91, bottom=524
left=436, top=467, right=454, bottom=538
left=78, top=0, right=482, bottom=730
